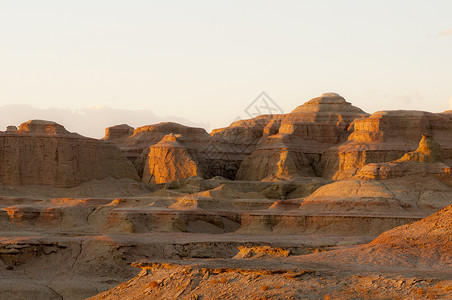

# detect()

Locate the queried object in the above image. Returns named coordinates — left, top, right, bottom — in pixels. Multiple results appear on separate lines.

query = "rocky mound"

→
left=0, top=120, right=139, bottom=187
left=103, top=124, right=134, bottom=141
left=323, top=110, right=452, bottom=179
left=211, top=114, right=283, bottom=158
left=91, top=254, right=452, bottom=300
left=237, top=93, right=368, bottom=181
left=305, top=204, right=452, bottom=269
left=355, top=134, right=451, bottom=180
left=288, top=92, right=368, bottom=126
left=298, top=175, right=452, bottom=216
left=398, top=133, right=443, bottom=163
left=233, top=246, right=290, bottom=258
left=104, top=122, right=210, bottom=175
left=142, top=134, right=201, bottom=184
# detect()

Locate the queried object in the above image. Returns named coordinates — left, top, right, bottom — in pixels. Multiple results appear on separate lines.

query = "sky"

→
left=0, top=0, right=451, bottom=138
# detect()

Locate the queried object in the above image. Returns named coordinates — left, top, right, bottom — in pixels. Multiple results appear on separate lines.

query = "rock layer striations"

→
left=0, top=120, right=139, bottom=187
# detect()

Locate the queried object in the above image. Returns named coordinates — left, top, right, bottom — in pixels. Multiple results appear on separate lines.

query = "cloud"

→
left=364, top=90, right=389, bottom=99
left=397, top=91, right=423, bottom=105
left=0, top=104, right=210, bottom=139
left=434, top=28, right=452, bottom=37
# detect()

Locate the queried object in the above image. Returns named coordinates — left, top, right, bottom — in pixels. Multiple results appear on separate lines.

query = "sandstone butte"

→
left=0, top=93, right=451, bottom=300
left=0, top=120, right=139, bottom=187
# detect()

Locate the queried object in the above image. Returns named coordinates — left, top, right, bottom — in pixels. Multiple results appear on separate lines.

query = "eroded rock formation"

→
left=142, top=134, right=201, bottom=184
left=104, top=94, right=452, bottom=184
left=323, top=111, right=452, bottom=179
left=237, top=93, right=369, bottom=180
left=0, top=120, right=139, bottom=187
left=105, top=122, right=243, bottom=181
left=1, top=100, right=452, bottom=300
left=356, top=134, right=451, bottom=181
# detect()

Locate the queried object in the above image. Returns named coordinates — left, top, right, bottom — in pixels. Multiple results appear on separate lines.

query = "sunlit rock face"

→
left=322, top=110, right=452, bottom=180
left=106, top=122, right=247, bottom=182
left=398, top=133, right=444, bottom=163
left=103, top=122, right=207, bottom=164
left=0, top=120, right=139, bottom=187
left=104, top=122, right=212, bottom=178
left=142, top=134, right=201, bottom=184
left=354, top=134, right=451, bottom=181
left=237, top=93, right=369, bottom=181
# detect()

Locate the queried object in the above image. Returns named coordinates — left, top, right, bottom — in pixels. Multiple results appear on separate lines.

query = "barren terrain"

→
left=0, top=93, right=451, bottom=299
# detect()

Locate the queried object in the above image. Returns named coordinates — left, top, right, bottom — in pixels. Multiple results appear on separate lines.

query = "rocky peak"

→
left=285, top=93, right=368, bottom=131
left=305, top=92, right=347, bottom=105
left=6, top=125, right=18, bottom=132
left=18, top=120, right=69, bottom=135
left=290, top=93, right=367, bottom=116
left=133, top=122, right=208, bottom=137
left=398, top=133, right=444, bottom=163
left=155, top=133, right=184, bottom=147
left=104, top=124, right=134, bottom=140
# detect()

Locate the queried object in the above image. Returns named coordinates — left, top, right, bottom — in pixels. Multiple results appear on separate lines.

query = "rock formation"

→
left=0, top=120, right=139, bottom=187
left=356, top=134, right=451, bottom=181
left=103, top=122, right=208, bottom=167
left=305, top=204, right=452, bottom=269
left=104, top=94, right=452, bottom=184
left=398, top=133, right=443, bottom=163
left=323, top=110, right=452, bottom=179
left=103, top=124, right=134, bottom=141
left=1, top=97, right=452, bottom=299
left=211, top=114, right=283, bottom=159
left=142, top=134, right=201, bottom=184
left=105, top=122, right=243, bottom=181
left=237, top=93, right=369, bottom=180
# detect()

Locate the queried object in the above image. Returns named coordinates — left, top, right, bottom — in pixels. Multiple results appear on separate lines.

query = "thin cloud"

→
left=0, top=104, right=210, bottom=139
left=398, top=91, right=423, bottom=105
left=438, top=28, right=452, bottom=36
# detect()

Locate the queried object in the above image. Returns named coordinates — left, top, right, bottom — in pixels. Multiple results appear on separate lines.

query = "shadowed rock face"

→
left=0, top=120, right=139, bottom=187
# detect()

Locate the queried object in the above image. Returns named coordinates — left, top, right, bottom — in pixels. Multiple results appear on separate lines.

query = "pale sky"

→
left=1, top=1, right=451, bottom=138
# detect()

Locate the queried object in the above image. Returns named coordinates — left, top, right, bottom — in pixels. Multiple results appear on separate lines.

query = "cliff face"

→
left=0, top=120, right=139, bottom=187
left=236, top=93, right=369, bottom=181
left=104, top=122, right=214, bottom=178
left=103, top=122, right=207, bottom=162
left=142, top=134, right=201, bottom=184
